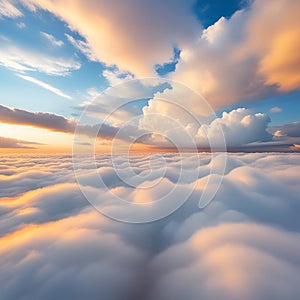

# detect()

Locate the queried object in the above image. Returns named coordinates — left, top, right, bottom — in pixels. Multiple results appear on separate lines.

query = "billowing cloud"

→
left=22, top=0, right=199, bottom=76
left=0, top=153, right=300, bottom=299
left=195, top=108, right=272, bottom=147
left=149, top=223, right=300, bottom=300
left=141, top=103, right=272, bottom=148
left=172, top=0, right=300, bottom=108
left=15, top=0, right=300, bottom=109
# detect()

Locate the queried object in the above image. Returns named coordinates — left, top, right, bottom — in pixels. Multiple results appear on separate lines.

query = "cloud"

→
left=65, top=33, right=97, bottom=61
left=0, top=39, right=80, bottom=75
left=0, top=102, right=285, bottom=151
left=0, top=104, right=119, bottom=140
left=41, top=32, right=64, bottom=47
left=0, top=104, right=77, bottom=132
left=0, top=0, right=22, bottom=18
left=0, top=153, right=300, bottom=299
left=0, top=155, right=74, bottom=198
left=196, top=108, right=272, bottom=147
left=149, top=223, right=300, bottom=300
left=0, top=136, right=41, bottom=149
left=273, top=121, right=300, bottom=137
left=23, top=0, right=199, bottom=76
left=0, top=210, right=146, bottom=300
left=270, top=106, right=282, bottom=113
left=16, top=21, right=26, bottom=28
left=171, top=0, right=300, bottom=108
left=140, top=104, right=272, bottom=148
left=17, top=74, right=72, bottom=99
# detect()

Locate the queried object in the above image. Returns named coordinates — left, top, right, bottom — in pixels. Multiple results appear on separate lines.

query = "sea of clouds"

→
left=0, top=153, right=300, bottom=300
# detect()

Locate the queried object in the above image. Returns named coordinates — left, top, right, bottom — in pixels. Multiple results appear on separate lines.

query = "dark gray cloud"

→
left=0, top=136, right=41, bottom=149
left=273, top=121, right=300, bottom=138
left=0, top=104, right=119, bottom=139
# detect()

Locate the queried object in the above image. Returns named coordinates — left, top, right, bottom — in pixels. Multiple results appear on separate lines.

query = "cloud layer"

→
left=0, top=153, right=300, bottom=299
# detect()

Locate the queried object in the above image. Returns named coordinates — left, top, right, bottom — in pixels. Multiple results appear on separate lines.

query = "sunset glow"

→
left=1, top=1, right=300, bottom=299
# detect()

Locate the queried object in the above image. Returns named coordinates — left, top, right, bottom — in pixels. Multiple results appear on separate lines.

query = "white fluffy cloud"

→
left=140, top=103, right=272, bottom=148
left=171, top=0, right=300, bottom=108
left=0, top=153, right=300, bottom=299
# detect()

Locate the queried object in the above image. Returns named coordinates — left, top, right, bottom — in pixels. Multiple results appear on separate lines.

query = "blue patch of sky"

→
left=155, top=48, right=181, bottom=76
left=0, top=6, right=111, bottom=116
left=192, top=0, right=251, bottom=28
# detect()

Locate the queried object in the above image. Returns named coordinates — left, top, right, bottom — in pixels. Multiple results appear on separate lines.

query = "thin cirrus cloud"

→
left=0, top=39, right=80, bottom=76
left=40, top=32, right=64, bottom=47
left=17, top=74, right=72, bottom=99
left=0, top=0, right=22, bottom=18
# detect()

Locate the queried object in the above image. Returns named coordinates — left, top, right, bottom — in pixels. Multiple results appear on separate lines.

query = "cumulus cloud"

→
left=195, top=108, right=272, bottom=148
left=140, top=104, right=272, bottom=148
left=0, top=153, right=300, bottom=299
left=172, top=0, right=300, bottom=108
left=0, top=102, right=285, bottom=151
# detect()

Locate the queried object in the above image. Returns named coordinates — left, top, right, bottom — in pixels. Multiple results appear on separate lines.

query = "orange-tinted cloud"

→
left=23, top=0, right=199, bottom=77
left=172, top=0, right=300, bottom=108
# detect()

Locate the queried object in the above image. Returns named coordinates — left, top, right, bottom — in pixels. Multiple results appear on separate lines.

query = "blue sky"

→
left=0, top=0, right=299, bottom=152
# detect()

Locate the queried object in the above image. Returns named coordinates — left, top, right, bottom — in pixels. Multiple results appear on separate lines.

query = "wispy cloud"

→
left=41, top=32, right=64, bottom=47
left=0, top=0, right=22, bottom=18
left=0, top=42, right=80, bottom=75
left=16, top=21, right=26, bottom=28
left=0, top=136, right=41, bottom=149
left=65, top=34, right=96, bottom=61
left=17, top=74, right=72, bottom=99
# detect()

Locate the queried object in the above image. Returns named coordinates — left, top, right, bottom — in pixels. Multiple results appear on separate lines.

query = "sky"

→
left=0, top=0, right=299, bottom=152
left=1, top=2, right=300, bottom=299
